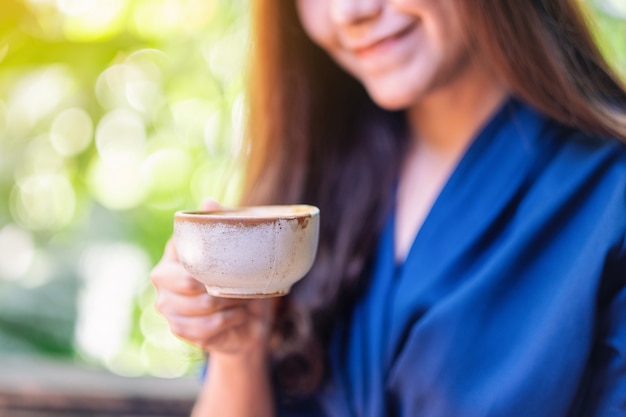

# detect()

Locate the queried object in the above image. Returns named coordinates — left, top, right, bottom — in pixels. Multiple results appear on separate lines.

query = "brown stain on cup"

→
left=173, top=204, right=320, bottom=298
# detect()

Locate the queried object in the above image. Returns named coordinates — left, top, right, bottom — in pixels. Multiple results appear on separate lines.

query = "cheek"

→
left=295, top=0, right=337, bottom=52
left=431, top=0, right=466, bottom=49
left=418, top=1, right=469, bottom=76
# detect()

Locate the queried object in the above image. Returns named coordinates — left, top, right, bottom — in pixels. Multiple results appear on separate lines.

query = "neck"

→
left=406, top=59, right=508, bottom=156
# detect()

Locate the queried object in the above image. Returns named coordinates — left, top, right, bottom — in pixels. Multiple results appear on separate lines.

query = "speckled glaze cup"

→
left=173, top=205, right=320, bottom=298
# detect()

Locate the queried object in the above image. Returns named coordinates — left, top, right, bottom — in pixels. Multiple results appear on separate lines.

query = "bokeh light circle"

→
left=596, top=0, right=626, bottom=19
left=87, top=158, right=146, bottom=210
left=95, top=109, right=146, bottom=164
left=6, top=66, right=74, bottom=135
left=141, top=148, right=193, bottom=209
left=50, top=107, right=93, bottom=156
left=12, top=174, right=76, bottom=231
left=0, top=224, right=35, bottom=281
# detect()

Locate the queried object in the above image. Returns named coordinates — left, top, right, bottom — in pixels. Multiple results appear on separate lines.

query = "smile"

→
left=351, top=22, right=418, bottom=57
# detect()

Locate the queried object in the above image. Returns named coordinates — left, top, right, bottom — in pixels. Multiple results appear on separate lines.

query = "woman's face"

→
left=296, top=0, right=472, bottom=110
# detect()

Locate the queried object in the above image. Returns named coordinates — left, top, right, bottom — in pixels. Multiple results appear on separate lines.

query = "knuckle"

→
left=208, top=312, right=226, bottom=329
left=154, top=295, right=167, bottom=314
left=181, top=276, right=202, bottom=293
left=171, top=323, right=199, bottom=345
left=167, top=321, right=184, bottom=338
left=182, top=278, right=196, bottom=292
left=149, top=268, right=161, bottom=285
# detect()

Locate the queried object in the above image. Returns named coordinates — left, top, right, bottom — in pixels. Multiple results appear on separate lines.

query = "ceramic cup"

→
left=173, top=204, right=320, bottom=298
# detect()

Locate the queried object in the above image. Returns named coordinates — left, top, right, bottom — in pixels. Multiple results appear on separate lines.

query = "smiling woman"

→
left=296, top=0, right=474, bottom=109
left=149, top=0, right=626, bottom=416
left=0, top=0, right=625, bottom=414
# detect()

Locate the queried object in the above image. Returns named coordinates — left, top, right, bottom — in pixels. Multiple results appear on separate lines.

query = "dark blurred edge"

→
left=0, top=356, right=198, bottom=417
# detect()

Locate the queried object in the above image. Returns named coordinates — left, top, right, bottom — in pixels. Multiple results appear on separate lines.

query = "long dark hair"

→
left=458, top=0, right=626, bottom=138
left=240, top=0, right=626, bottom=395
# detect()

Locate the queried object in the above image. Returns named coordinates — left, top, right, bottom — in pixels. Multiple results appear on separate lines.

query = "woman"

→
left=150, top=0, right=626, bottom=415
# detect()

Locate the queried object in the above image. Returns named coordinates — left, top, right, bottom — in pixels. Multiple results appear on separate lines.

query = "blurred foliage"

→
left=0, top=0, right=248, bottom=377
left=589, top=0, right=626, bottom=78
left=0, top=0, right=624, bottom=379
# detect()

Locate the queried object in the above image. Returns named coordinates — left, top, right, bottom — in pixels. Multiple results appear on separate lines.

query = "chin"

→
left=367, top=87, right=418, bottom=111
left=360, top=76, right=424, bottom=110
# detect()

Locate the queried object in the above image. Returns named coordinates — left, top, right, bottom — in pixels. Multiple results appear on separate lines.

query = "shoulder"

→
left=516, top=102, right=626, bottom=205
left=503, top=104, right=626, bottom=295
left=500, top=100, right=626, bottom=182
left=512, top=103, right=626, bottom=251
left=547, top=117, right=626, bottom=202
left=551, top=125, right=626, bottom=202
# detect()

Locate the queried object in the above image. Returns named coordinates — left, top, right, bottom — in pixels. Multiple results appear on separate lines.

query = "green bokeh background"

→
left=0, top=0, right=624, bottom=378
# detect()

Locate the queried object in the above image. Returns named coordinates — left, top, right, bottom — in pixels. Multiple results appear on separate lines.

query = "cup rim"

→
left=175, top=204, right=319, bottom=221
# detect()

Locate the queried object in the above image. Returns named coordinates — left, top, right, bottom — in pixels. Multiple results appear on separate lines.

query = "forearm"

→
left=192, top=350, right=275, bottom=417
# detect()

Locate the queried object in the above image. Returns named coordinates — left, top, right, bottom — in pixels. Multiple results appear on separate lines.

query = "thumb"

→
left=201, top=198, right=225, bottom=212
left=163, top=238, right=179, bottom=262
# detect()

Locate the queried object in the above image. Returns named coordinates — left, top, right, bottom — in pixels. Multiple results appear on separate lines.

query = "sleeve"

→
left=584, top=235, right=626, bottom=416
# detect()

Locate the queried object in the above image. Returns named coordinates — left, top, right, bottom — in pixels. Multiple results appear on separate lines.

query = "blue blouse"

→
left=278, top=99, right=626, bottom=416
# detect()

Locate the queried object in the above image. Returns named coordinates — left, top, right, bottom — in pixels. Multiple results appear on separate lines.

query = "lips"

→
left=349, top=22, right=418, bottom=57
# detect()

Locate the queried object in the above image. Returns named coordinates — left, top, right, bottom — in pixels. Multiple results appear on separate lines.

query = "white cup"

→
left=174, top=205, right=320, bottom=298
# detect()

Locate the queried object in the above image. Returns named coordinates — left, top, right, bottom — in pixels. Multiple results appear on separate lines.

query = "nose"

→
left=330, top=0, right=383, bottom=26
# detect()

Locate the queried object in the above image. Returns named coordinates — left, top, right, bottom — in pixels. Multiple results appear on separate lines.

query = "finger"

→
left=156, top=291, right=243, bottom=317
left=201, top=322, right=250, bottom=354
left=201, top=198, right=224, bottom=212
left=163, top=238, right=179, bottom=262
left=156, top=291, right=212, bottom=317
left=167, top=306, right=248, bottom=347
left=150, top=261, right=206, bottom=295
